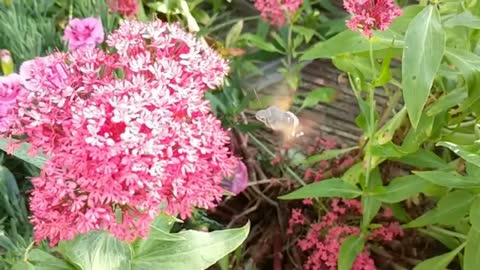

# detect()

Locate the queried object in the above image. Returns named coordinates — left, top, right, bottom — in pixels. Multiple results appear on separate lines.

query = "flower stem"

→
left=364, top=40, right=377, bottom=189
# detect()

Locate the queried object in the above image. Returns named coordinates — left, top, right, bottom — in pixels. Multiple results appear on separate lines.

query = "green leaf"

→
left=438, top=141, right=480, bottom=167
left=444, top=48, right=480, bottom=86
left=302, top=147, right=358, bottom=165
left=56, top=231, right=131, bottom=270
left=300, top=30, right=402, bottom=60
left=402, top=5, right=445, bottom=128
left=292, top=25, right=316, bottom=43
left=300, top=87, right=336, bottom=109
left=11, top=261, right=35, bottom=270
left=371, top=175, right=428, bottom=203
left=414, top=170, right=480, bottom=188
left=373, top=47, right=393, bottom=87
left=241, top=34, right=282, bottom=53
left=374, top=107, right=407, bottom=145
left=413, top=242, right=465, bottom=270
left=420, top=229, right=461, bottom=250
left=370, top=142, right=409, bottom=158
left=132, top=222, right=250, bottom=270
left=394, top=149, right=448, bottom=169
left=338, top=235, right=365, bottom=270
left=356, top=98, right=378, bottom=135
left=0, top=138, right=48, bottom=168
left=406, top=190, right=474, bottom=228
left=278, top=178, right=362, bottom=200
left=470, top=197, right=480, bottom=231
left=426, top=87, right=468, bottom=116
left=444, top=11, right=480, bottom=29
left=464, top=227, right=480, bottom=270
left=225, top=20, right=243, bottom=48
left=28, top=249, right=71, bottom=270
left=361, top=195, right=381, bottom=229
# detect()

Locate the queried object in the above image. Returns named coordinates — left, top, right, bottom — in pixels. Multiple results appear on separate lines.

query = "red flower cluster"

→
left=9, top=20, right=237, bottom=246
left=288, top=199, right=404, bottom=270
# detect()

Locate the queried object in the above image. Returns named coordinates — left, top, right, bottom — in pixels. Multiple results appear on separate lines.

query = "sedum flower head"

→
left=11, top=20, right=237, bottom=246
left=343, top=0, right=402, bottom=38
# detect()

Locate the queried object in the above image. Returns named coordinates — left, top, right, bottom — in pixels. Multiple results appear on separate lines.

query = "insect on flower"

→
left=256, top=106, right=304, bottom=138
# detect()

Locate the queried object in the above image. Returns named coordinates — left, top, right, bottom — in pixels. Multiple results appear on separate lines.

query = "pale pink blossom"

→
left=254, top=0, right=304, bottom=27
left=343, top=0, right=402, bottom=37
left=10, top=20, right=236, bottom=246
left=0, top=73, right=23, bottom=132
left=63, top=17, right=104, bottom=51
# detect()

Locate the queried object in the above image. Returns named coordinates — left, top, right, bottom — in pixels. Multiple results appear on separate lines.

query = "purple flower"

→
left=223, top=161, right=248, bottom=195
left=63, top=17, right=104, bottom=51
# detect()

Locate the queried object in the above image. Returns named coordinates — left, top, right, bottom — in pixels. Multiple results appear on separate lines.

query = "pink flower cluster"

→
left=107, top=0, right=139, bottom=17
left=9, top=20, right=237, bottom=246
left=63, top=17, right=104, bottom=51
left=288, top=199, right=404, bottom=270
left=254, top=0, right=304, bottom=27
left=303, top=136, right=356, bottom=183
left=0, top=74, right=23, bottom=132
left=343, top=0, right=403, bottom=38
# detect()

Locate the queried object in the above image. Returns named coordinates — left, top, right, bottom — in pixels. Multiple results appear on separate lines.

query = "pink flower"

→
left=107, top=0, right=138, bottom=17
left=11, top=20, right=236, bottom=246
left=254, top=0, right=303, bottom=27
left=223, top=161, right=248, bottom=194
left=63, top=17, right=104, bottom=51
left=343, top=0, right=402, bottom=38
left=0, top=73, right=23, bottom=132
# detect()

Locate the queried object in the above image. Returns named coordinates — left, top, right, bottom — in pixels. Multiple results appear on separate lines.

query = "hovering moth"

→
left=255, top=106, right=304, bottom=138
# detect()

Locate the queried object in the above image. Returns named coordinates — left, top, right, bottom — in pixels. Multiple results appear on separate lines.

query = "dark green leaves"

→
left=402, top=5, right=445, bottom=128
left=278, top=178, right=362, bottom=200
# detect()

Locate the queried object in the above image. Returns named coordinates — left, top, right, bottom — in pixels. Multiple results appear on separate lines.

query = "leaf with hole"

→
left=402, top=5, right=445, bottom=128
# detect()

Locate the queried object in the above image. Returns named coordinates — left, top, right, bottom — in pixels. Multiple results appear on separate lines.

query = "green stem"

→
left=23, top=241, right=34, bottom=262
left=429, top=226, right=467, bottom=240
left=364, top=40, right=377, bottom=189
left=209, top=15, right=260, bottom=33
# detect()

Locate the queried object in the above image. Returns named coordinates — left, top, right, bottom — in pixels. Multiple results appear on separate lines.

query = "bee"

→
left=255, top=106, right=304, bottom=138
